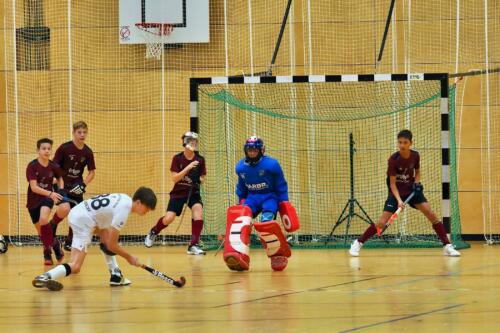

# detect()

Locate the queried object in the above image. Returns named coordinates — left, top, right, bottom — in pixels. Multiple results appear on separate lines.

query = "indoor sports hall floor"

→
left=0, top=243, right=498, bottom=332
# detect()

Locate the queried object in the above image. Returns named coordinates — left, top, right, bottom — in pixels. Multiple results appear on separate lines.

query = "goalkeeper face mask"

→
left=182, top=132, right=199, bottom=151
left=185, top=139, right=198, bottom=151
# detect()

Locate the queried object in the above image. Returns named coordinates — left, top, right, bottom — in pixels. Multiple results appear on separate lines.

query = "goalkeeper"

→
left=223, top=136, right=299, bottom=271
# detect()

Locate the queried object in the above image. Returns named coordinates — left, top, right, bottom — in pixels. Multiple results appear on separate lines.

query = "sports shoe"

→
left=52, top=240, right=65, bottom=264
left=32, top=273, right=63, bottom=291
left=187, top=244, right=206, bottom=255
left=109, top=268, right=132, bottom=286
left=270, top=256, right=288, bottom=271
left=43, top=249, right=53, bottom=266
left=144, top=229, right=157, bottom=248
left=63, top=239, right=72, bottom=252
left=349, top=239, right=362, bottom=257
left=443, top=244, right=461, bottom=257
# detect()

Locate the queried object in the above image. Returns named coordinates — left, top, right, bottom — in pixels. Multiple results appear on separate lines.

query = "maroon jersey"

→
left=169, top=152, right=206, bottom=199
left=386, top=150, right=420, bottom=197
left=53, top=141, right=96, bottom=187
left=26, top=159, right=63, bottom=209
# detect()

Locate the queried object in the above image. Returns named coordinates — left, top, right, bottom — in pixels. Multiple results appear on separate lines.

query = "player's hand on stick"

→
left=412, top=182, right=423, bottom=193
left=397, top=199, right=405, bottom=209
left=126, top=255, right=141, bottom=267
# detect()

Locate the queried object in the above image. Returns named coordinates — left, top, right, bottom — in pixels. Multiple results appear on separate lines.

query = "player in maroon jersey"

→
left=144, top=132, right=207, bottom=255
left=26, top=138, right=65, bottom=265
left=349, top=130, right=460, bottom=257
left=50, top=121, right=96, bottom=251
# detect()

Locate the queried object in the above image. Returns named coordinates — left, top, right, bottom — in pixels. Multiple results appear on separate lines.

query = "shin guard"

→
left=223, top=205, right=253, bottom=271
left=254, top=221, right=291, bottom=271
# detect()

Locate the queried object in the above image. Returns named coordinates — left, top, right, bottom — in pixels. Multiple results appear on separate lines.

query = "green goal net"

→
left=192, top=75, right=469, bottom=250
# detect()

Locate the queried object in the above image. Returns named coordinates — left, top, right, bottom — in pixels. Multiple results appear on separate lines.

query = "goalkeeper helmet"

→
left=244, top=136, right=265, bottom=165
left=182, top=131, right=199, bottom=150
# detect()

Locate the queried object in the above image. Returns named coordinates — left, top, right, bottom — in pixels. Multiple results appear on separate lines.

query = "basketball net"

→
left=135, top=23, right=174, bottom=60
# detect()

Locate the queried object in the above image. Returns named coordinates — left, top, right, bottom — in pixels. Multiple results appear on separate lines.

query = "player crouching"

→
left=223, top=136, right=299, bottom=272
left=32, top=187, right=157, bottom=291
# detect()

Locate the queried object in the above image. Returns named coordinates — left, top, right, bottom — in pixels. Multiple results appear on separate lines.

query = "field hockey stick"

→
left=214, top=237, right=225, bottom=257
left=55, top=195, right=79, bottom=206
left=141, top=264, right=186, bottom=288
left=377, top=191, right=416, bottom=236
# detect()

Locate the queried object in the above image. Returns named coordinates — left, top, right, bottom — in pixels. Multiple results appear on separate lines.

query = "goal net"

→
left=191, top=74, right=469, bottom=249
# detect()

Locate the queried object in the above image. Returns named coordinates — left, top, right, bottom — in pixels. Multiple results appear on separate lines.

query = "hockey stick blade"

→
left=142, top=265, right=186, bottom=288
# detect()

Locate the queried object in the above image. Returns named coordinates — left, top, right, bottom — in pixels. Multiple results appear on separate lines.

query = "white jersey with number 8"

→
left=77, top=193, right=132, bottom=231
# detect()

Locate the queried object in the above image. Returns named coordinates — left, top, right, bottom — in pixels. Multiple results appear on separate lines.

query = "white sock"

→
left=104, top=254, right=119, bottom=273
left=47, top=265, right=68, bottom=280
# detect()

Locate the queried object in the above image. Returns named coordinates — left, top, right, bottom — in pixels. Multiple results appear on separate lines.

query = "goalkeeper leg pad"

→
left=279, top=201, right=300, bottom=232
left=254, top=221, right=291, bottom=271
left=223, top=205, right=253, bottom=271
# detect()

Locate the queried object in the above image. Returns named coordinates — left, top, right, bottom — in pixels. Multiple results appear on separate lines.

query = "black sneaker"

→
left=52, top=240, right=64, bottom=264
left=43, top=249, right=53, bottom=266
left=63, top=238, right=72, bottom=252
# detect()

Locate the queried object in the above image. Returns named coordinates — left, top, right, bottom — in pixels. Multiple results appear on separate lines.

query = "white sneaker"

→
left=32, top=273, right=63, bottom=291
left=187, top=244, right=206, bottom=255
left=443, top=244, right=461, bottom=257
left=349, top=239, right=362, bottom=257
left=144, top=229, right=157, bottom=248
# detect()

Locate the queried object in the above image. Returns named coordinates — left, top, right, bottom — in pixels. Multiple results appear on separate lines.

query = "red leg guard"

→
left=223, top=205, right=252, bottom=271
left=254, top=221, right=291, bottom=271
left=279, top=201, right=300, bottom=232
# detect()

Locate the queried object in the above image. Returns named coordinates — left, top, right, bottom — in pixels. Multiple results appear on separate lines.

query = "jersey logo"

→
left=68, top=168, right=81, bottom=176
left=258, top=170, right=265, bottom=176
left=80, top=157, right=86, bottom=163
left=246, top=182, right=268, bottom=190
left=240, top=173, right=245, bottom=179
left=69, top=154, right=76, bottom=161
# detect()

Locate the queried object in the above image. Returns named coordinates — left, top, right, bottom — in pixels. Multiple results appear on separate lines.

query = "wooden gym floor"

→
left=0, top=242, right=498, bottom=333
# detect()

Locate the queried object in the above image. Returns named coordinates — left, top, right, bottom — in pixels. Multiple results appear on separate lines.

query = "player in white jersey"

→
left=32, top=187, right=157, bottom=291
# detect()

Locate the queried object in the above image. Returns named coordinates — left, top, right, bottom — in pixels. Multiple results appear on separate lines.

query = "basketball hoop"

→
left=135, top=23, right=174, bottom=60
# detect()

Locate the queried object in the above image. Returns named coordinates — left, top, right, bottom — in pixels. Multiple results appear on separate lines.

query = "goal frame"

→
left=189, top=73, right=452, bottom=234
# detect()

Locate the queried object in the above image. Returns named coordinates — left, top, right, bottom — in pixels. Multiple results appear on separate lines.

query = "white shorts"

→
left=68, top=205, right=95, bottom=253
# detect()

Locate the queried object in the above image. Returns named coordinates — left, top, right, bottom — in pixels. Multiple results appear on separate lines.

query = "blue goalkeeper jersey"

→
left=235, top=156, right=289, bottom=203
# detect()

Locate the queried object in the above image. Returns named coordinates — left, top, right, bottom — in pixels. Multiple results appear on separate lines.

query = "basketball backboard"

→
left=119, top=0, right=209, bottom=44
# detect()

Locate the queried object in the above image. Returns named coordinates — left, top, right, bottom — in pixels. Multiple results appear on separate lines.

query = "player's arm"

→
left=198, top=157, right=207, bottom=184
left=84, top=169, right=95, bottom=186
left=29, top=180, right=63, bottom=202
left=104, top=227, right=140, bottom=266
left=273, top=162, right=289, bottom=202
left=389, top=176, right=404, bottom=207
left=236, top=174, right=248, bottom=203
left=84, top=151, right=96, bottom=185
left=414, top=168, right=421, bottom=184
left=54, top=163, right=64, bottom=191
left=55, top=176, right=64, bottom=192
left=170, top=155, right=199, bottom=184
left=26, top=165, right=62, bottom=201
left=171, top=165, right=197, bottom=184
